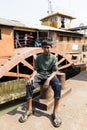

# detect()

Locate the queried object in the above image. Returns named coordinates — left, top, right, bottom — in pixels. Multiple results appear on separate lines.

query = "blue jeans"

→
left=26, top=74, right=61, bottom=99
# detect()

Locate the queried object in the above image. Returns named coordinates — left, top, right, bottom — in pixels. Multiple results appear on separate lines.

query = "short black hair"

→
left=42, top=38, right=53, bottom=47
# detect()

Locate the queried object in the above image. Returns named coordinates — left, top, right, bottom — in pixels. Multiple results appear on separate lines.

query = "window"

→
left=71, top=55, right=77, bottom=60
left=49, top=16, right=57, bottom=22
left=72, top=37, right=75, bottom=42
left=39, top=32, right=48, bottom=41
left=59, top=36, right=63, bottom=41
left=82, top=45, right=87, bottom=52
left=61, top=17, right=65, bottom=28
left=78, top=37, right=81, bottom=41
left=67, top=37, right=70, bottom=42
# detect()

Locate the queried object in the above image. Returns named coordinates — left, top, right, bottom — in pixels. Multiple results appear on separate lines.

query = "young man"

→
left=19, top=39, right=62, bottom=127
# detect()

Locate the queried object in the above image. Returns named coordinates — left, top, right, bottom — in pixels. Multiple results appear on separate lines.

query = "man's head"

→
left=42, top=38, right=53, bottom=48
left=42, top=38, right=53, bottom=56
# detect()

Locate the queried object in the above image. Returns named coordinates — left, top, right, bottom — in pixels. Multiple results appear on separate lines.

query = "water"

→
left=0, top=91, right=40, bottom=116
left=0, top=97, right=26, bottom=116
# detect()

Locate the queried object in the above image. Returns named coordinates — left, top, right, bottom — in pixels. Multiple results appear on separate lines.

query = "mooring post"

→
left=39, top=72, right=66, bottom=101
left=40, top=84, right=53, bottom=99
left=33, top=72, right=66, bottom=110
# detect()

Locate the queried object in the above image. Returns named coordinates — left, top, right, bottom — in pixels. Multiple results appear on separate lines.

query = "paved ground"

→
left=0, top=70, right=87, bottom=130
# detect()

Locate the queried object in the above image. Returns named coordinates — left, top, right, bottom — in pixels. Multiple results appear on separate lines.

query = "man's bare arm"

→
left=43, top=71, right=57, bottom=87
left=27, top=70, right=37, bottom=84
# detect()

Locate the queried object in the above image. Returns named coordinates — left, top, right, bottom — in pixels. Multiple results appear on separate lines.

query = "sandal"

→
left=51, top=114, right=62, bottom=127
left=19, top=111, right=32, bottom=123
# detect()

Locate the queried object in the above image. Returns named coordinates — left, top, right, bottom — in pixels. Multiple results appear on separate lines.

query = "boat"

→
left=0, top=11, right=87, bottom=104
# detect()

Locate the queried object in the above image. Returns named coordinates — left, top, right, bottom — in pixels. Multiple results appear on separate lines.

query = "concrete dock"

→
left=0, top=70, right=87, bottom=130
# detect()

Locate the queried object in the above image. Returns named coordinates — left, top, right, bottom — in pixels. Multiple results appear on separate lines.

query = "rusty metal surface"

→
left=0, top=47, right=73, bottom=79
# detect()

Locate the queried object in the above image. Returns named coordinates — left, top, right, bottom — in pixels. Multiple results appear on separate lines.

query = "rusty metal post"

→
left=40, top=85, right=53, bottom=99
left=33, top=84, right=54, bottom=110
left=17, top=64, right=19, bottom=80
left=33, top=73, right=66, bottom=110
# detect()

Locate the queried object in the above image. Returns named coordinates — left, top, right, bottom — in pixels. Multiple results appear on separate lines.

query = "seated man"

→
left=19, top=39, right=62, bottom=127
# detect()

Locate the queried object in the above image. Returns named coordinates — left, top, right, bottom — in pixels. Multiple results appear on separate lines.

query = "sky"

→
left=0, top=0, right=87, bottom=27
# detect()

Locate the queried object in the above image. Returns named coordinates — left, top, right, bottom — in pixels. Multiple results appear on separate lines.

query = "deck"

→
left=0, top=70, right=87, bottom=130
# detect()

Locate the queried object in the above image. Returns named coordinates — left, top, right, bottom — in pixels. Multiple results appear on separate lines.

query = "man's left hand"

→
left=43, top=79, right=50, bottom=88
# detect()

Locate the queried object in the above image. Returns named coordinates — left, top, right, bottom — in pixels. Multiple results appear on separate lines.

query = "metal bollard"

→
left=40, top=84, right=53, bottom=100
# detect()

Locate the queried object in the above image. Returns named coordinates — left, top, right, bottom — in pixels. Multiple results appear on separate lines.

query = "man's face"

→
left=42, top=45, right=51, bottom=56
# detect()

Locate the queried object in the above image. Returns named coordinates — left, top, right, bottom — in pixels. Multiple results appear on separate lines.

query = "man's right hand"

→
left=27, top=77, right=34, bottom=85
left=27, top=70, right=37, bottom=85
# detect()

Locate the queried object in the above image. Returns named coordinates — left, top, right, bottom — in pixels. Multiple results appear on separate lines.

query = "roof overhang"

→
left=40, top=12, right=76, bottom=21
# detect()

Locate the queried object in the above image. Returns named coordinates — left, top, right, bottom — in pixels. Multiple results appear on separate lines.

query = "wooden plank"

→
left=58, top=57, right=65, bottom=65
left=21, top=59, right=34, bottom=70
left=58, top=63, right=71, bottom=70
left=5, top=72, right=30, bottom=78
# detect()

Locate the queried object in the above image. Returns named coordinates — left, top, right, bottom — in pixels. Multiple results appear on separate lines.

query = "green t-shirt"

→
left=34, top=53, right=58, bottom=76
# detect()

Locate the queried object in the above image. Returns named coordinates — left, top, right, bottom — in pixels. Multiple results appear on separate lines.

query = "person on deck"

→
left=15, top=33, right=21, bottom=48
left=34, top=39, right=42, bottom=47
left=19, top=38, right=62, bottom=127
left=24, top=34, right=28, bottom=47
left=27, top=33, right=34, bottom=47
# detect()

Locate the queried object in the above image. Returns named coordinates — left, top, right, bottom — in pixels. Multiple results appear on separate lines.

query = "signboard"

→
left=72, top=43, right=79, bottom=50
